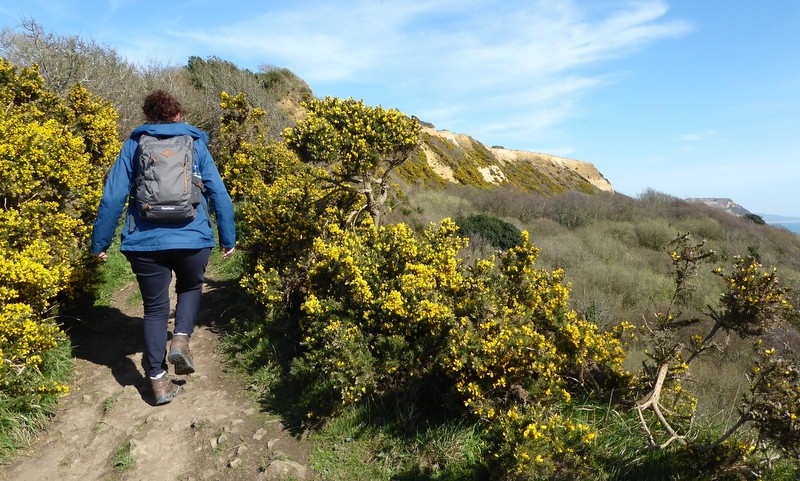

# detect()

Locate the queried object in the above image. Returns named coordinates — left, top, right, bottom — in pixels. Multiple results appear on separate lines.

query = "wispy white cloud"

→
left=677, top=130, right=717, bottom=142
left=673, top=130, right=718, bottom=153
left=167, top=0, right=690, bottom=148
left=2, top=0, right=693, bottom=149
left=168, top=2, right=689, bottom=79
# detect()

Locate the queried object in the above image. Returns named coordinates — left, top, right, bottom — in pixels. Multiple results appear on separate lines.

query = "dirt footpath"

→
left=0, top=277, right=313, bottom=481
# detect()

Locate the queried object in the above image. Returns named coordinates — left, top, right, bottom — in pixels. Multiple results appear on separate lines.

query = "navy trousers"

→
left=124, top=248, right=211, bottom=377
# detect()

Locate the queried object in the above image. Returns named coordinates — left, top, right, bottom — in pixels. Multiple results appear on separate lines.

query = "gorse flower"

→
left=1, top=58, right=117, bottom=400
left=280, top=218, right=630, bottom=476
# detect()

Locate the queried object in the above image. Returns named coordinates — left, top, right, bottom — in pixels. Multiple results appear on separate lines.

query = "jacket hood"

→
left=130, top=122, right=209, bottom=144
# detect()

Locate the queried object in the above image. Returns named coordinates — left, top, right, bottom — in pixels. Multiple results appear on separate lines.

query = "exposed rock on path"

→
left=0, top=276, right=313, bottom=481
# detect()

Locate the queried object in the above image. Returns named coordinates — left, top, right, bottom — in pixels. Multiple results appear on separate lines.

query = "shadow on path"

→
left=60, top=275, right=240, bottom=406
left=63, top=299, right=152, bottom=402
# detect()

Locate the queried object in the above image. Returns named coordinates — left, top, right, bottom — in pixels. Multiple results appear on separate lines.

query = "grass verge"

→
left=0, top=337, right=73, bottom=464
left=307, top=405, right=487, bottom=481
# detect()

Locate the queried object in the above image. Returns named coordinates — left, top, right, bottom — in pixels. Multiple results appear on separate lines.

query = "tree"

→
left=743, top=213, right=766, bottom=225
left=283, top=97, right=420, bottom=226
left=0, top=19, right=146, bottom=134
left=187, top=56, right=311, bottom=140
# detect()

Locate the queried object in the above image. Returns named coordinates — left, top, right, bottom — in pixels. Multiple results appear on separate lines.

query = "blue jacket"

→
left=91, top=122, right=236, bottom=254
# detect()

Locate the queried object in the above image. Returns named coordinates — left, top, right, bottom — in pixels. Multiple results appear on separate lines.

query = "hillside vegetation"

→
left=2, top=22, right=800, bottom=481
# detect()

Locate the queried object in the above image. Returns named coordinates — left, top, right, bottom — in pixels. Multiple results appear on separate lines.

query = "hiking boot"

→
left=168, top=333, right=195, bottom=375
left=151, top=375, right=180, bottom=405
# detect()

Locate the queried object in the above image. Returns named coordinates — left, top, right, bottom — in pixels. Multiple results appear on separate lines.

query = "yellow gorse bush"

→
left=637, top=233, right=800, bottom=469
left=212, top=91, right=356, bottom=285
left=283, top=96, right=419, bottom=172
left=283, top=96, right=420, bottom=226
left=221, top=91, right=800, bottom=476
left=745, top=342, right=800, bottom=458
left=0, top=303, right=67, bottom=396
left=220, top=92, right=635, bottom=477
left=297, top=220, right=631, bottom=475
left=0, top=58, right=118, bottom=399
left=715, top=256, right=795, bottom=336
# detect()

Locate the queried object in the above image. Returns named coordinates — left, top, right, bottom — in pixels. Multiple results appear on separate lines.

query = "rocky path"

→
left=0, top=276, right=314, bottom=481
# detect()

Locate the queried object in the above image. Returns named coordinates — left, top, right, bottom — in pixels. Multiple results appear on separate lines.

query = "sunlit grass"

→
left=0, top=338, right=72, bottom=464
left=308, top=405, right=488, bottom=481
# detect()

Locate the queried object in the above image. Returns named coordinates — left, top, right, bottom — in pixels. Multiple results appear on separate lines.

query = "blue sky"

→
left=2, top=0, right=799, bottom=216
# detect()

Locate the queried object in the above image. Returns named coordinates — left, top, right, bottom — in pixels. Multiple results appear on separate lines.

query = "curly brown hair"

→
left=142, top=90, right=186, bottom=122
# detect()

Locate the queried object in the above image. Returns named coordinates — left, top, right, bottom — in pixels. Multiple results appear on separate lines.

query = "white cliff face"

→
left=686, top=198, right=752, bottom=216
left=490, top=147, right=614, bottom=193
left=419, top=127, right=614, bottom=193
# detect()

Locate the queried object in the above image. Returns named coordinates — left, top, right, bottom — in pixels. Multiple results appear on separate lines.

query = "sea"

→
left=768, top=221, right=800, bottom=235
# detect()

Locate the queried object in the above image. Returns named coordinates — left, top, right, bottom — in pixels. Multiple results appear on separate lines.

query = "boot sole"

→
left=168, top=349, right=196, bottom=375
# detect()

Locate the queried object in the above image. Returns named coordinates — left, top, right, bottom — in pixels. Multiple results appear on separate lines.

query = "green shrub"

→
left=603, top=221, right=638, bottom=247
left=454, top=214, right=523, bottom=250
left=531, top=232, right=589, bottom=271
left=675, top=216, right=725, bottom=242
left=634, top=218, right=676, bottom=251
